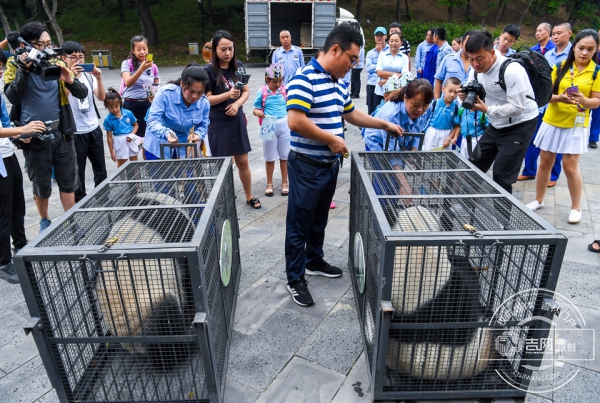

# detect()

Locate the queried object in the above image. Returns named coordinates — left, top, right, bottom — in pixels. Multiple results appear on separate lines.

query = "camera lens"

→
left=463, top=92, right=477, bottom=110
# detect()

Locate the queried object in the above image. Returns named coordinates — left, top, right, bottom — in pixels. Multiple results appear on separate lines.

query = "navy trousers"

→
left=285, top=151, right=339, bottom=284
left=521, top=113, right=563, bottom=181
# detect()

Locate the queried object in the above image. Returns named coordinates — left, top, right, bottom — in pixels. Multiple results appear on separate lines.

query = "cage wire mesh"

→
left=349, top=152, right=566, bottom=400
left=16, top=158, right=239, bottom=403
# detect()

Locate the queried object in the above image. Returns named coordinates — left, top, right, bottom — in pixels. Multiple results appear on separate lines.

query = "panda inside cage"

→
left=350, top=152, right=566, bottom=398
left=17, top=159, right=239, bottom=403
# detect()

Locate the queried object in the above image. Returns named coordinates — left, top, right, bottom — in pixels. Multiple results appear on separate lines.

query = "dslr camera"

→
left=15, top=37, right=62, bottom=81
left=461, top=79, right=486, bottom=110
left=234, top=68, right=251, bottom=90
left=19, top=119, right=59, bottom=141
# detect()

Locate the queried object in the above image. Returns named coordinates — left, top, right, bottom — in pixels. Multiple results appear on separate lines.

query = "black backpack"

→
left=496, top=47, right=553, bottom=108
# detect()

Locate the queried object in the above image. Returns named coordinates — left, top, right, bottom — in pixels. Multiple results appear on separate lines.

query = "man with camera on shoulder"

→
left=5, top=22, right=88, bottom=233
left=461, top=30, right=539, bottom=194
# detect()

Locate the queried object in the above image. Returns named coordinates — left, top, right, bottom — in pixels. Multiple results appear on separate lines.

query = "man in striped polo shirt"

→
left=285, top=23, right=403, bottom=307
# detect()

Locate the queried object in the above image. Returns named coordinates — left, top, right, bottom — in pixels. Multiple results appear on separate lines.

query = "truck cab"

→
left=245, top=0, right=364, bottom=62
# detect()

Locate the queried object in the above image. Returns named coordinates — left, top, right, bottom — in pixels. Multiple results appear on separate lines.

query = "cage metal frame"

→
left=15, top=158, right=240, bottom=403
left=348, top=151, right=568, bottom=401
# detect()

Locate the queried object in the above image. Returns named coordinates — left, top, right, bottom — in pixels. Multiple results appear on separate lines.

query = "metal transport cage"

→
left=15, top=158, right=240, bottom=403
left=348, top=151, right=568, bottom=401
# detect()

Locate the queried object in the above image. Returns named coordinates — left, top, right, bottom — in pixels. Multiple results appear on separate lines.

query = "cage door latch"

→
left=381, top=301, right=395, bottom=313
left=98, top=237, right=119, bottom=252
left=463, top=224, right=483, bottom=238
left=24, top=317, right=42, bottom=336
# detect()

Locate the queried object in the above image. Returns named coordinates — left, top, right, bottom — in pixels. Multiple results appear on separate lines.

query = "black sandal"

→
left=246, top=197, right=261, bottom=209
left=588, top=240, right=600, bottom=253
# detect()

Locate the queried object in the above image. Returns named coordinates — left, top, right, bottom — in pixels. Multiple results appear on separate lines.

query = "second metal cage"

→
left=349, top=151, right=567, bottom=401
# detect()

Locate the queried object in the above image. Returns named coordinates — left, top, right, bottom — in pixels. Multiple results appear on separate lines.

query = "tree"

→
left=481, top=0, right=494, bottom=26
left=137, top=0, right=159, bottom=45
left=494, top=0, right=508, bottom=27
left=40, top=0, right=64, bottom=45
left=438, top=0, right=464, bottom=23
left=465, top=0, right=472, bottom=21
left=118, top=0, right=125, bottom=22
left=0, top=5, right=10, bottom=38
left=518, top=0, right=534, bottom=26
left=396, top=0, right=402, bottom=22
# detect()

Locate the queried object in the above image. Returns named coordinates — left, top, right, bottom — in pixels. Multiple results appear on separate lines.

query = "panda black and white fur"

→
left=386, top=205, right=496, bottom=380
left=96, top=193, right=195, bottom=371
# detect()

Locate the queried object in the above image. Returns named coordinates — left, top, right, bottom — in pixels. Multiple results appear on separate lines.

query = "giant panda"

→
left=386, top=205, right=496, bottom=380
left=95, top=192, right=196, bottom=371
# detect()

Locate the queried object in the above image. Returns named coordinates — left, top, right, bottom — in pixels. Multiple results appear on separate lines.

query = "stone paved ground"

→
left=0, top=64, right=598, bottom=402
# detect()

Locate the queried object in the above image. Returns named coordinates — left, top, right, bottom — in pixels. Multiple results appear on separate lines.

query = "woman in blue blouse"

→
left=364, top=78, right=434, bottom=152
left=145, top=63, right=210, bottom=159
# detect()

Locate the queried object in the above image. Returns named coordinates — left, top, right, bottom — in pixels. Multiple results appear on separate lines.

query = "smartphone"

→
left=567, top=86, right=579, bottom=95
left=80, top=63, right=94, bottom=72
left=146, top=54, right=154, bottom=62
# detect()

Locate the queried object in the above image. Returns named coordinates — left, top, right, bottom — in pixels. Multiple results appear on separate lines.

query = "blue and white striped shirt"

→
left=286, top=58, right=355, bottom=160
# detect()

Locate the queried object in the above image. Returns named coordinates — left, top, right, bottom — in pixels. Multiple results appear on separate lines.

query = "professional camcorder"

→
left=15, top=37, right=62, bottom=81
left=461, top=79, right=486, bottom=110
left=234, top=68, right=251, bottom=90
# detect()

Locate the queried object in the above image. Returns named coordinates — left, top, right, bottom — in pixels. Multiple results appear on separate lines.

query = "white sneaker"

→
left=568, top=209, right=581, bottom=224
left=526, top=200, right=544, bottom=211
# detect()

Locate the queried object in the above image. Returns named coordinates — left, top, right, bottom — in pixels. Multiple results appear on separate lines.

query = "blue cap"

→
left=374, top=27, right=387, bottom=35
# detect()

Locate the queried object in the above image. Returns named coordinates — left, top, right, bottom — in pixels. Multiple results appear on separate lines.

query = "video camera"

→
left=461, top=79, right=486, bottom=110
left=14, top=37, right=62, bottom=81
left=19, top=119, right=60, bottom=141
left=234, top=68, right=251, bottom=90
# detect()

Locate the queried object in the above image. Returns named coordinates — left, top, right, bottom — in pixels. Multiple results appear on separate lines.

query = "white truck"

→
left=245, top=0, right=364, bottom=62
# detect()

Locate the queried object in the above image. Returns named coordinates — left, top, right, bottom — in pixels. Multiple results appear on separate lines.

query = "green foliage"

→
left=397, top=20, right=483, bottom=48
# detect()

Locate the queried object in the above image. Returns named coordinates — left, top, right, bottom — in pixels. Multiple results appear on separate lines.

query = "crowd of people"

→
left=0, top=19, right=599, bottom=305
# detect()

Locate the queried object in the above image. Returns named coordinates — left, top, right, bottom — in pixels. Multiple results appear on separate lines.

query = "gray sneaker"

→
left=0, top=262, right=19, bottom=284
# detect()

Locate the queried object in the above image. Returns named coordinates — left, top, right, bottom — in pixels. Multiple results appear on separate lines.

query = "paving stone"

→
left=224, top=376, right=260, bottom=403
left=238, top=246, right=285, bottom=293
left=552, top=363, right=600, bottom=402
left=297, top=300, right=363, bottom=375
left=238, top=225, right=277, bottom=255
left=324, top=214, right=350, bottom=248
left=561, top=234, right=599, bottom=266
left=0, top=368, right=6, bottom=379
left=553, top=206, right=594, bottom=235
left=332, top=180, right=351, bottom=204
left=234, top=276, right=288, bottom=336
left=331, top=352, right=371, bottom=403
left=554, top=186, right=589, bottom=210
left=0, top=309, right=39, bottom=374
left=280, top=274, right=352, bottom=324
left=227, top=310, right=319, bottom=392
left=254, top=356, right=345, bottom=403
left=584, top=184, right=600, bottom=202
left=556, top=261, right=600, bottom=310
left=247, top=202, right=289, bottom=232
left=35, top=390, right=60, bottom=403
left=257, top=229, right=287, bottom=256
left=0, top=283, right=25, bottom=311
left=553, top=307, right=600, bottom=374
left=0, top=356, right=53, bottom=402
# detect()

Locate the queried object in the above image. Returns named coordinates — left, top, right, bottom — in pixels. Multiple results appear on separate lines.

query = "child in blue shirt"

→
left=422, top=77, right=461, bottom=150
left=103, top=88, right=139, bottom=167
left=252, top=63, right=290, bottom=197
left=448, top=106, right=488, bottom=160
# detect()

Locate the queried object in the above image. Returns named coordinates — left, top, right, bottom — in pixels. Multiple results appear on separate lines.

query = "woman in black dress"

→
left=205, top=30, right=260, bottom=209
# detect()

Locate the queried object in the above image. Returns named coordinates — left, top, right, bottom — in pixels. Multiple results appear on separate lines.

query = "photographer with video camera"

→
left=4, top=22, right=88, bottom=233
left=461, top=30, right=539, bottom=194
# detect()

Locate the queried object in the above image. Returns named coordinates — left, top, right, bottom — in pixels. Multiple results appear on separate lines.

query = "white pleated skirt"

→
left=534, top=122, right=588, bottom=155
left=423, top=127, right=452, bottom=151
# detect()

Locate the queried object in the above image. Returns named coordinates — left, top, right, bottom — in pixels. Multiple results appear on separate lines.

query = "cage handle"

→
left=452, top=240, right=503, bottom=259
left=24, top=317, right=42, bottom=336
left=93, top=253, right=128, bottom=273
